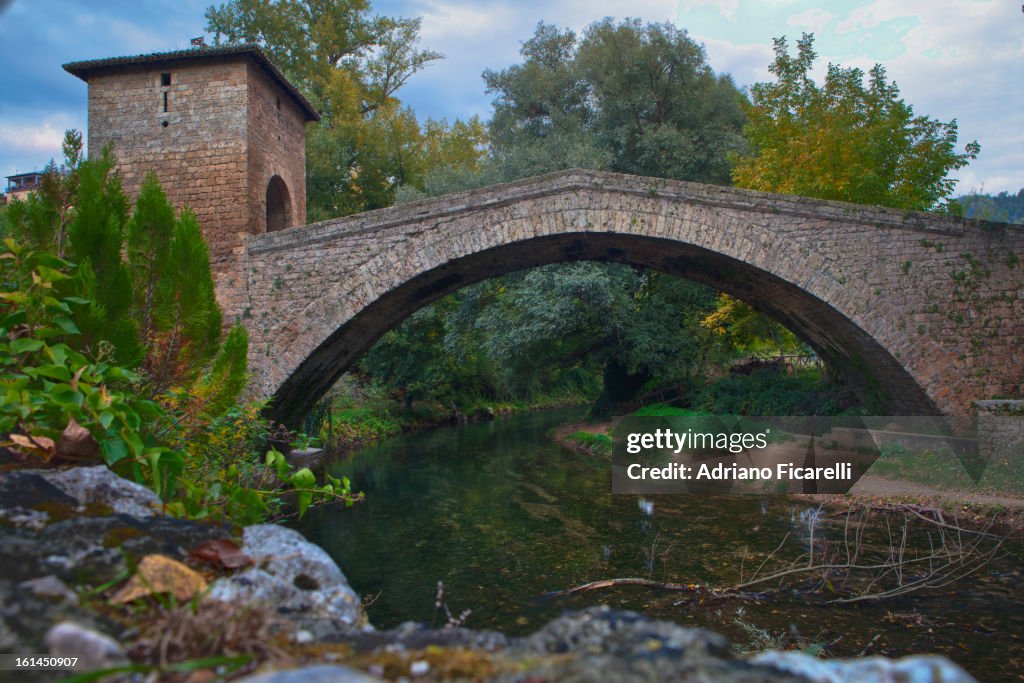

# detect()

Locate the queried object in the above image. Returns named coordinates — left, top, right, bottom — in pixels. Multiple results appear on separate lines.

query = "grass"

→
left=565, top=431, right=612, bottom=457
left=633, top=403, right=708, bottom=417
left=871, top=442, right=1024, bottom=495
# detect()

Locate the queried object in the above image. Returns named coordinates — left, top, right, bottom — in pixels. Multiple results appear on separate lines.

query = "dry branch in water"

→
left=546, top=504, right=1012, bottom=605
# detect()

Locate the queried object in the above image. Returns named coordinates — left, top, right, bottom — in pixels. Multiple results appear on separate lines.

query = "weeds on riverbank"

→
left=565, top=431, right=612, bottom=457
left=315, top=373, right=592, bottom=455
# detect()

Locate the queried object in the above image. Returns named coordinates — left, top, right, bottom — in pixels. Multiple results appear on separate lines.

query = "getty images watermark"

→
left=612, top=414, right=1022, bottom=495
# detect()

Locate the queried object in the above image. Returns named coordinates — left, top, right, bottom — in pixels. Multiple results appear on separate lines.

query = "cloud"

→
left=681, top=0, right=740, bottom=21
left=692, top=34, right=774, bottom=85
left=786, top=8, right=833, bottom=34
left=0, top=116, right=82, bottom=174
left=408, top=1, right=519, bottom=45
left=1, top=0, right=1019, bottom=193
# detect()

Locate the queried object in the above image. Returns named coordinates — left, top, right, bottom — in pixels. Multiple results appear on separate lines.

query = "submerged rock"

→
left=205, top=524, right=365, bottom=639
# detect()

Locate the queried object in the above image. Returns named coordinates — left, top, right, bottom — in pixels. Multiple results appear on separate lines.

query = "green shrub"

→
left=566, top=430, right=612, bottom=457
left=693, top=368, right=839, bottom=416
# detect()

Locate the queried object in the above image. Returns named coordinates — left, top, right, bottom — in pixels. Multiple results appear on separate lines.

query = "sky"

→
left=0, top=0, right=1021, bottom=196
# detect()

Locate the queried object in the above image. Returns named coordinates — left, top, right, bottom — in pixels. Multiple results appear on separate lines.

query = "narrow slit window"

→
left=162, top=91, right=168, bottom=112
left=161, top=72, right=171, bottom=87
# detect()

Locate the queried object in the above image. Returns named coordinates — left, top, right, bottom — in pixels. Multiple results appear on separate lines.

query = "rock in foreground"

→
left=0, top=466, right=980, bottom=683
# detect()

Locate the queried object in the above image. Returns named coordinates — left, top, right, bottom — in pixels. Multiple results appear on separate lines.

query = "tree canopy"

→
left=369, top=19, right=755, bottom=413
left=732, top=33, right=979, bottom=210
left=206, top=0, right=486, bottom=218
left=482, top=18, right=747, bottom=183
left=5, top=132, right=244, bottom=403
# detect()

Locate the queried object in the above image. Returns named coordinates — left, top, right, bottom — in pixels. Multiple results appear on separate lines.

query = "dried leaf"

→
left=187, top=539, right=254, bottom=570
left=70, top=365, right=86, bottom=391
left=56, top=418, right=100, bottom=461
left=9, top=433, right=57, bottom=461
left=110, top=554, right=208, bottom=604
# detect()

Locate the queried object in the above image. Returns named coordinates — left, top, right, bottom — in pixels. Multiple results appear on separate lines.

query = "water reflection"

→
left=298, top=407, right=1024, bottom=678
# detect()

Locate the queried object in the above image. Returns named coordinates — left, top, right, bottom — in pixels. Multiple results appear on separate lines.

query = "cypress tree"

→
left=144, top=208, right=222, bottom=392
left=126, top=172, right=176, bottom=343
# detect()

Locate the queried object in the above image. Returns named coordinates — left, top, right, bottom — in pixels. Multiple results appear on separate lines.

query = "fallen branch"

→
left=544, top=578, right=703, bottom=599
left=544, top=503, right=1011, bottom=605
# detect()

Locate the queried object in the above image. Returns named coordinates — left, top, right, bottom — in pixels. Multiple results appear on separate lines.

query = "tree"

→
left=206, top=0, right=484, bottom=218
left=732, top=33, right=979, bottom=210
left=957, top=188, right=1024, bottom=224
left=699, top=293, right=802, bottom=361
left=8, top=133, right=142, bottom=366
left=379, top=19, right=748, bottom=411
left=6, top=133, right=242, bottom=403
left=483, top=18, right=747, bottom=183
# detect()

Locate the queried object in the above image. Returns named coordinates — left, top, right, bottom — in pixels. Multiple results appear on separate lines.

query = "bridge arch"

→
left=226, top=170, right=1024, bottom=426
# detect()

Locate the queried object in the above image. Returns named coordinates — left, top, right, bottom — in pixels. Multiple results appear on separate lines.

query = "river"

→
left=298, top=406, right=1024, bottom=679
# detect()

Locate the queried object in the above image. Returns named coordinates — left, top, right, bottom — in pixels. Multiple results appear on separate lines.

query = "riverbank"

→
left=550, top=418, right=1024, bottom=532
left=320, top=379, right=594, bottom=455
left=0, top=464, right=986, bottom=682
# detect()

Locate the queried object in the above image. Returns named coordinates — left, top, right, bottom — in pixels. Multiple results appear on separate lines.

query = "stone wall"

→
left=87, top=59, right=251, bottom=270
left=85, top=55, right=309, bottom=276
left=221, top=170, right=1024, bottom=425
left=246, top=61, right=308, bottom=235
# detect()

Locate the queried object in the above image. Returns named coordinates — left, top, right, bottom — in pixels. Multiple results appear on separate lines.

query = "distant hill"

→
left=956, top=189, right=1024, bottom=223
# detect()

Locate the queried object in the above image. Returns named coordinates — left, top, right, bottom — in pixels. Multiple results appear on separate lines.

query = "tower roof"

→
left=63, top=44, right=320, bottom=122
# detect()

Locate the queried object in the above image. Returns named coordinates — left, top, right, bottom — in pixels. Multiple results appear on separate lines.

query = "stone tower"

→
left=63, top=45, right=320, bottom=272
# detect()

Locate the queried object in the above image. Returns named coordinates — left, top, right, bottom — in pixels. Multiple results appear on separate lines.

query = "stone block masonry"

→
left=86, top=60, right=250, bottom=270
left=221, top=169, right=1024, bottom=426
left=64, top=46, right=319, bottom=282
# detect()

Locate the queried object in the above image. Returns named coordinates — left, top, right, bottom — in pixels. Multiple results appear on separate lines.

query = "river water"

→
left=298, top=407, right=1024, bottom=678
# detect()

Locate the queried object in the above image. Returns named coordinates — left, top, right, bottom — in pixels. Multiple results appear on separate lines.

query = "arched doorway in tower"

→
left=266, top=175, right=292, bottom=232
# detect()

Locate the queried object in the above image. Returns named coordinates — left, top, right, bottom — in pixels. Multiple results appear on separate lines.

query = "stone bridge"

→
left=215, top=170, right=1024, bottom=426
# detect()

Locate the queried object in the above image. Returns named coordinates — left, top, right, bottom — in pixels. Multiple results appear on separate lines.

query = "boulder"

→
left=206, top=524, right=365, bottom=639
left=500, top=606, right=808, bottom=682
left=0, top=467, right=232, bottom=657
left=41, top=466, right=162, bottom=517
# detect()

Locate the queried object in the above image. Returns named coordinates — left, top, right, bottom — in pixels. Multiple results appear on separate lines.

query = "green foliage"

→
left=482, top=18, right=747, bottom=184
left=206, top=0, right=485, bottom=218
left=0, top=237, right=178, bottom=492
left=168, top=446, right=358, bottom=524
left=633, top=403, right=705, bottom=417
left=565, top=430, right=612, bottom=457
left=199, top=325, right=250, bottom=417
left=3, top=136, right=358, bottom=523
left=360, top=262, right=718, bottom=412
left=733, top=33, right=979, bottom=210
left=126, top=172, right=176, bottom=343
left=692, top=368, right=839, bottom=416
left=700, top=293, right=803, bottom=363
left=142, top=209, right=222, bottom=394
left=7, top=137, right=224, bottom=397
left=957, top=188, right=1024, bottom=224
